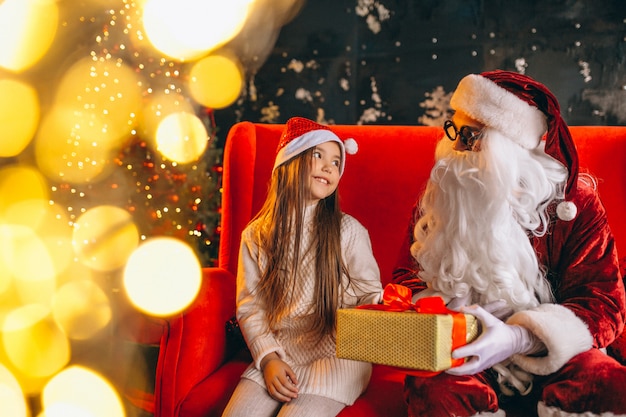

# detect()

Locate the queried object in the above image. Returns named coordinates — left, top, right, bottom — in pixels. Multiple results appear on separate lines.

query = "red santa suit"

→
left=393, top=71, right=626, bottom=417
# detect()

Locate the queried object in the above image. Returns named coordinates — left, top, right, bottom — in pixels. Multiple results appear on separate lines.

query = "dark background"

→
left=214, top=0, right=626, bottom=134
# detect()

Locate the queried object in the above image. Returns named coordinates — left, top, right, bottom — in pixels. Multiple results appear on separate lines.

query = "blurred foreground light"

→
left=34, top=108, right=117, bottom=184
left=142, top=0, right=254, bottom=61
left=52, top=280, right=112, bottom=340
left=1, top=224, right=57, bottom=305
left=138, top=91, right=195, bottom=144
left=188, top=54, right=244, bottom=109
left=123, top=237, right=201, bottom=316
left=0, top=164, right=48, bottom=219
left=54, top=57, right=142, bottom=141
left=0, top=0, right=58, bottom=72
left=0, top=79, right=40, bottom=157
left=72, top=206, right=139, bottom=272
left=0, top=364, right=27, bottom=417
left=42, top=365, right=125, bottom=417
left=155, top=111, right=208, bottom=163
left=2, top=304, right=70, bottom=379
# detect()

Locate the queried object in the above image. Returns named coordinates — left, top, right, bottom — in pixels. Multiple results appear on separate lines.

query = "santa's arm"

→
left=508, top=185, right=625, bottom=375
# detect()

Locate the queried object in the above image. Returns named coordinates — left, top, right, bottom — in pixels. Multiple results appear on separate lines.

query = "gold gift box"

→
left=336, top=308, right=479, bottom=372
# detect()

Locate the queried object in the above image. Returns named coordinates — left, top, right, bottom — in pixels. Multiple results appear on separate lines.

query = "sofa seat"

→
left=152, top=123, right=626, bottom=417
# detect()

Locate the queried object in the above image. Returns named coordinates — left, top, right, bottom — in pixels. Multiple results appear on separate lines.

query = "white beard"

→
left=410, top=129, right=568, bottom=311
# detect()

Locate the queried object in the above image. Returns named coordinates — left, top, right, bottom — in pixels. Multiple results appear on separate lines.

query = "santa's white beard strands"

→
left=411, top=130, right=554, bottom=310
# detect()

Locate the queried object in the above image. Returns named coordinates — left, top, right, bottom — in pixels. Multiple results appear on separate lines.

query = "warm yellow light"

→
left=2, top=304, right=70, bottom=379
left=138, top=91, right=195, bottom=144
left=0, top=79, right=40, bottom=157
left=52, top=280, right=112, bottom=340
left=123, top=237, right=201, bottom=316
left=0, top=364, right=27, bottom=417
left=34, top=108, right=117, bottom=184
left=0, top=224, right=57, bottom=305
left=142, top=0, right=254, bottom=61
left=54, top=57, right=142, bottom=141
left=155, top=111, right=208, bottom=164
left=42, top=365, right=125, bottom=417
left=0, top=0, right=58, bottom=72
left=188, top=54, right=244, bottom=109
left=0, top=164, right=48, bottom=220
left=72, top=206, right=139, bottom=272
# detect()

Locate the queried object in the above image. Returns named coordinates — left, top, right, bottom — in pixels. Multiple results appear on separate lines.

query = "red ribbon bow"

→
left=357, top=283, right=468, bottom=377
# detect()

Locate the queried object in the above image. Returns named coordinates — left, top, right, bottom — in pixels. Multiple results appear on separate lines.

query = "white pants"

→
left=222, top=378, right=346, bottom=417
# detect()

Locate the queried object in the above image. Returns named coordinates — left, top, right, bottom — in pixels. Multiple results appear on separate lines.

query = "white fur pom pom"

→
left=556, top=201, right=577, bottom=221
left=343, top=138, right=358, bottom=155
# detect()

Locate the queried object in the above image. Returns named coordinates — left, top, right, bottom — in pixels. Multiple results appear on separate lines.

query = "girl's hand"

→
left=261, top=353, right=299, bottom=402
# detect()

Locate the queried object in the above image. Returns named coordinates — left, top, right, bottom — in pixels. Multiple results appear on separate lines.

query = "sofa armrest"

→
left=155, top=267, right=237, bottom=417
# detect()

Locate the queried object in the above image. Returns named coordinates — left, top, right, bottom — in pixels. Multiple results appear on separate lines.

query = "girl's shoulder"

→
left=242, top=217, right=266, bottom=240
left=341, top=212, right=369, bottom=235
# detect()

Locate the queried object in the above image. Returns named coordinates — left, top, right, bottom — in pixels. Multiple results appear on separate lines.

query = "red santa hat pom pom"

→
left=556, top=201, right=577, bottom=221
left=344, top=138, right=358, bottom=155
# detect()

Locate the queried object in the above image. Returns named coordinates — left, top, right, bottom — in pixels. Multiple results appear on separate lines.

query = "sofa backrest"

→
left=220, top=123, right=626, bottom=283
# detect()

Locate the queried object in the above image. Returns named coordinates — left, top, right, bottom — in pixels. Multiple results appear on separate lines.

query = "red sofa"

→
left=152, top=122, right=626, bottom=417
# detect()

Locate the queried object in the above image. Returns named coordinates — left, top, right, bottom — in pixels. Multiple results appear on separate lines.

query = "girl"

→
left=222, top=117, right=383, bottom=417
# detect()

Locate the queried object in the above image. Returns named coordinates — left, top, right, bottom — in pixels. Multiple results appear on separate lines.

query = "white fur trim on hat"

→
left=450, top=74, right=548, bottom=149
left=506, top=304, right=592, bottom=375
left=273, top=129, right=352, bottom=175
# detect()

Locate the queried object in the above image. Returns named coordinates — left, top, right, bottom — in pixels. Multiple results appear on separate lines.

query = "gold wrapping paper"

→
left=336, top=308, right=479, bottom=372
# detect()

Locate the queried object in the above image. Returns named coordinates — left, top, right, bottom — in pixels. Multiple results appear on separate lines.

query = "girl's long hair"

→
left=252, top=148, right=347, bottom=339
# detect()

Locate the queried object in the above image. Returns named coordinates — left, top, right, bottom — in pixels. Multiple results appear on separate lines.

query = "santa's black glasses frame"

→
left=443, top=120, right=483, bottom=149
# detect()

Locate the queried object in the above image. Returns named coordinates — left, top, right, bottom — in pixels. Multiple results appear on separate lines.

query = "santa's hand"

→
left=482, top=299, right=514, bottom=320
left=446, top=292, right=472, bottom=311
left=446, top=305, right=537, bottom=376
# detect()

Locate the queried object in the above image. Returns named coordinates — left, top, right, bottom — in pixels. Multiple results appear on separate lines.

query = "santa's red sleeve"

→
left=507, top=181, right=626, bottom=375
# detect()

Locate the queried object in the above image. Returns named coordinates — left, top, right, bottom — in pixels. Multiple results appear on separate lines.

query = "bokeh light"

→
left=155, top=111, right=208, bottom=163
left=34, top=55, right=142, bottom=184
left=2, top=304, right=70, bottom=380
left=0, top=79, right=40, bottom=157
left=34, top=107, right=118, bottom=184
left=72, top=206, right=139, bottom=272
left=188, top=54, right=244, bottom=109
left=138, top=91, right=195, bottom=145
left=1, top=224, right=57, bottom=305
left=123, top=237, right=201, bottom=316
left=52, top=280, right=112, bottom=340
left=0, top=0, right=58, bottom=72
left=0, top=164, right=48, bottom=219
left=0, top=364, right=27, bottom=417
left=42, top=365, right=125, bottom=417
left=143, top=0, right=255, bottom=61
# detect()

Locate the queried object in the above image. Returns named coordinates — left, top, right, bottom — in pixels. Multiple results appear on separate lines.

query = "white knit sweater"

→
left=236, top=205, right=383, bottom=405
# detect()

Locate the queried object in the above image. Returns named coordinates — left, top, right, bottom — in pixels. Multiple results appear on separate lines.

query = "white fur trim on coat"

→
left=470, top=411, right=506, bottom=417
left=506, top=304, right=593, bottom=375
left=538, top=401, right=624, bottom=417
left=450, top=74, right=547, bottom=149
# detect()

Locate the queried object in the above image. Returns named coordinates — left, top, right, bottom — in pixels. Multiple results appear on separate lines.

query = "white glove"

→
left=482, top=299, right=514, bottom=320
left=445, top=292, right=472, bottom=311
left=446, top=305, right=542, bottom=376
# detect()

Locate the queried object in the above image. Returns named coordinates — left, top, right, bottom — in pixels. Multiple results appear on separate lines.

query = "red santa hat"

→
left=274, top=117, right=358, bottom=176
left=450, top=70, right=579, bottom=221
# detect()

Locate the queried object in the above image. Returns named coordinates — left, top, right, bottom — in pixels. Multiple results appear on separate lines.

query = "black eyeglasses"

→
left=443, top=120, right=483, bottom=150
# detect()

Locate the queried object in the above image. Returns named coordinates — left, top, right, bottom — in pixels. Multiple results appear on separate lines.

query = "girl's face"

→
left=307, top=141, right=341, bottom=204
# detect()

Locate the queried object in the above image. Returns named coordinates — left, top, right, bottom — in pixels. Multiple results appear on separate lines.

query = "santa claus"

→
left=393, top=70, right=626, bottom=417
